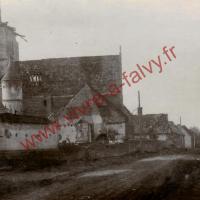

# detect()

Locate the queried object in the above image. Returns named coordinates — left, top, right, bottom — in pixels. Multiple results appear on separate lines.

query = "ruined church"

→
left=0, top=14, right=130, bottom=150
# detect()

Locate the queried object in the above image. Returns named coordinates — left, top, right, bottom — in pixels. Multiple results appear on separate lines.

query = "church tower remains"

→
left=0, top=5, right=19, bottom=77
left=1, top=61, right=23, bottom=114
left=0, top=3, right=22, bottom=114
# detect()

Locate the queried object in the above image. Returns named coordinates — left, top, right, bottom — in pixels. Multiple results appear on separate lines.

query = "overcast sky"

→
left=2, top=0, right=200, bottom=128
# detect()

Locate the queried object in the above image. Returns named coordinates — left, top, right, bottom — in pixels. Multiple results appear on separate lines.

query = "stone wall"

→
left=0, top=122, right=59, bottom=151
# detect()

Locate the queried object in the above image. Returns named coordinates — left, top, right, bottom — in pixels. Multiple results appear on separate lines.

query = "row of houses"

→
left=0, top=89, right=196, bottom=150
left=125, top=92, right=196, bottom=149
left=128, top=114, right=195, bottom=149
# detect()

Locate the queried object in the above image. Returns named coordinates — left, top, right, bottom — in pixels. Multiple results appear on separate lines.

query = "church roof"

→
left=19, top=55, right=122, bottom=98
left=18, top=54, right=123, bottom=117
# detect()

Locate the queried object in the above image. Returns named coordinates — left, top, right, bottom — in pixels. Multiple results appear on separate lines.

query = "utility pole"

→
left=138, top=91, right=143, bottom=151
left=137, top=91, right=143, bottom=116
left=119, top=45, right=122, bottom=57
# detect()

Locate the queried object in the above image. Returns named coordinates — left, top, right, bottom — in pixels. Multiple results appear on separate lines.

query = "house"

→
left=168, top=121, right=185, bottom=148
left=190, top=127, right=200, bottom=148
left=177, top=125, right=195, bottom=149
left=129, top=113, right=170, bottom=141
left=54, top=84, right=127, bottom=144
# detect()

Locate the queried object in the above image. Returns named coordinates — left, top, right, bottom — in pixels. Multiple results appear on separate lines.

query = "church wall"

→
left=23, top=97, right=48, bottom=117
left=0, top=25, right=19, bottom=76
left=2, top=81, right=23, bottom=113
left=2, top=81, right=22, bottom=100
left=6, top=29, right=19, bottom=61
left=0, top=28, right=7, bottom=59
left=23, top=95, right=74, bottom=117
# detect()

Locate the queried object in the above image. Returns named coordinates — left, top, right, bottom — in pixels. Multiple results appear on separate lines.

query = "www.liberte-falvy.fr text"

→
left=20, top=45, right=177, bottom=150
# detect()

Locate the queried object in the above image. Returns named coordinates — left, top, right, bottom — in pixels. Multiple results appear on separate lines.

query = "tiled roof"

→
left=131, top=114, right=169, bottom=134
left=168, top=122, right=184, bottom=135
left=55, top=84, right=126, bottom=124
left=19, top=55, right=122, bottom=99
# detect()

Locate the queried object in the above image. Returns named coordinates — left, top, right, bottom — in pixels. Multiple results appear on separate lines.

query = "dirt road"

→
left=1, top=154, right=200, bottom=200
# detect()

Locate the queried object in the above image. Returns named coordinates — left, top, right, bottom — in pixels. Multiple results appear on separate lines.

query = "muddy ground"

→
left=0, top=153, right=200, bottom=200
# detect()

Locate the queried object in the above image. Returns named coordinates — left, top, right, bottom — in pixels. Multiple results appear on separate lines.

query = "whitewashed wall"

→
left=184, top=132, right=192, bottom=148
left=57, top=118, right=77, bottom=143
left=106, top=123, right=125, bottom=143
left=158, top=134, right=167, bottom=141
left=0, top=122, right=59, bottom=150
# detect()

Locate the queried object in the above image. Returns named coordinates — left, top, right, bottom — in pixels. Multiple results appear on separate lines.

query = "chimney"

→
left=137, top=91, right=143, bottom=116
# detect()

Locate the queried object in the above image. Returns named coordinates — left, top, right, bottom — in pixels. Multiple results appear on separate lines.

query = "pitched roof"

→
left=177, top=125, right=194, bottom=137
left=54, top=84, right=126, bottom=124
left=19, top=55, right=122, bottom=99
left=168, top=122, right=184, bottom=136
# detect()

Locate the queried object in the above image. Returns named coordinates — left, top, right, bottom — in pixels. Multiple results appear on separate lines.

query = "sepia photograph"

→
left=0, top=0, right=200, bottom=199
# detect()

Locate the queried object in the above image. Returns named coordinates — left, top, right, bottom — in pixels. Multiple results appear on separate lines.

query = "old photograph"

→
left=0, top=0, right=200, bottom=199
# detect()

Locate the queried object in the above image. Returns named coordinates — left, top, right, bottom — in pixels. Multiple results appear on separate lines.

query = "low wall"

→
left=0, top=140, right=171, bottom=169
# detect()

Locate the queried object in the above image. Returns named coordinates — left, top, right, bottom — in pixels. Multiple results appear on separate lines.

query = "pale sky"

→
left=2, top=0, right=200, bottom=128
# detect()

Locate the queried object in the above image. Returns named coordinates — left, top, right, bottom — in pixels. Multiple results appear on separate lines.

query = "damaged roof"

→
left=19, top=55, right=122, bottom=98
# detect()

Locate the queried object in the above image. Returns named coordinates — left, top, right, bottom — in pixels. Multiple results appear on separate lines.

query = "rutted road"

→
left=1, top=154, right=200, bottom=200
